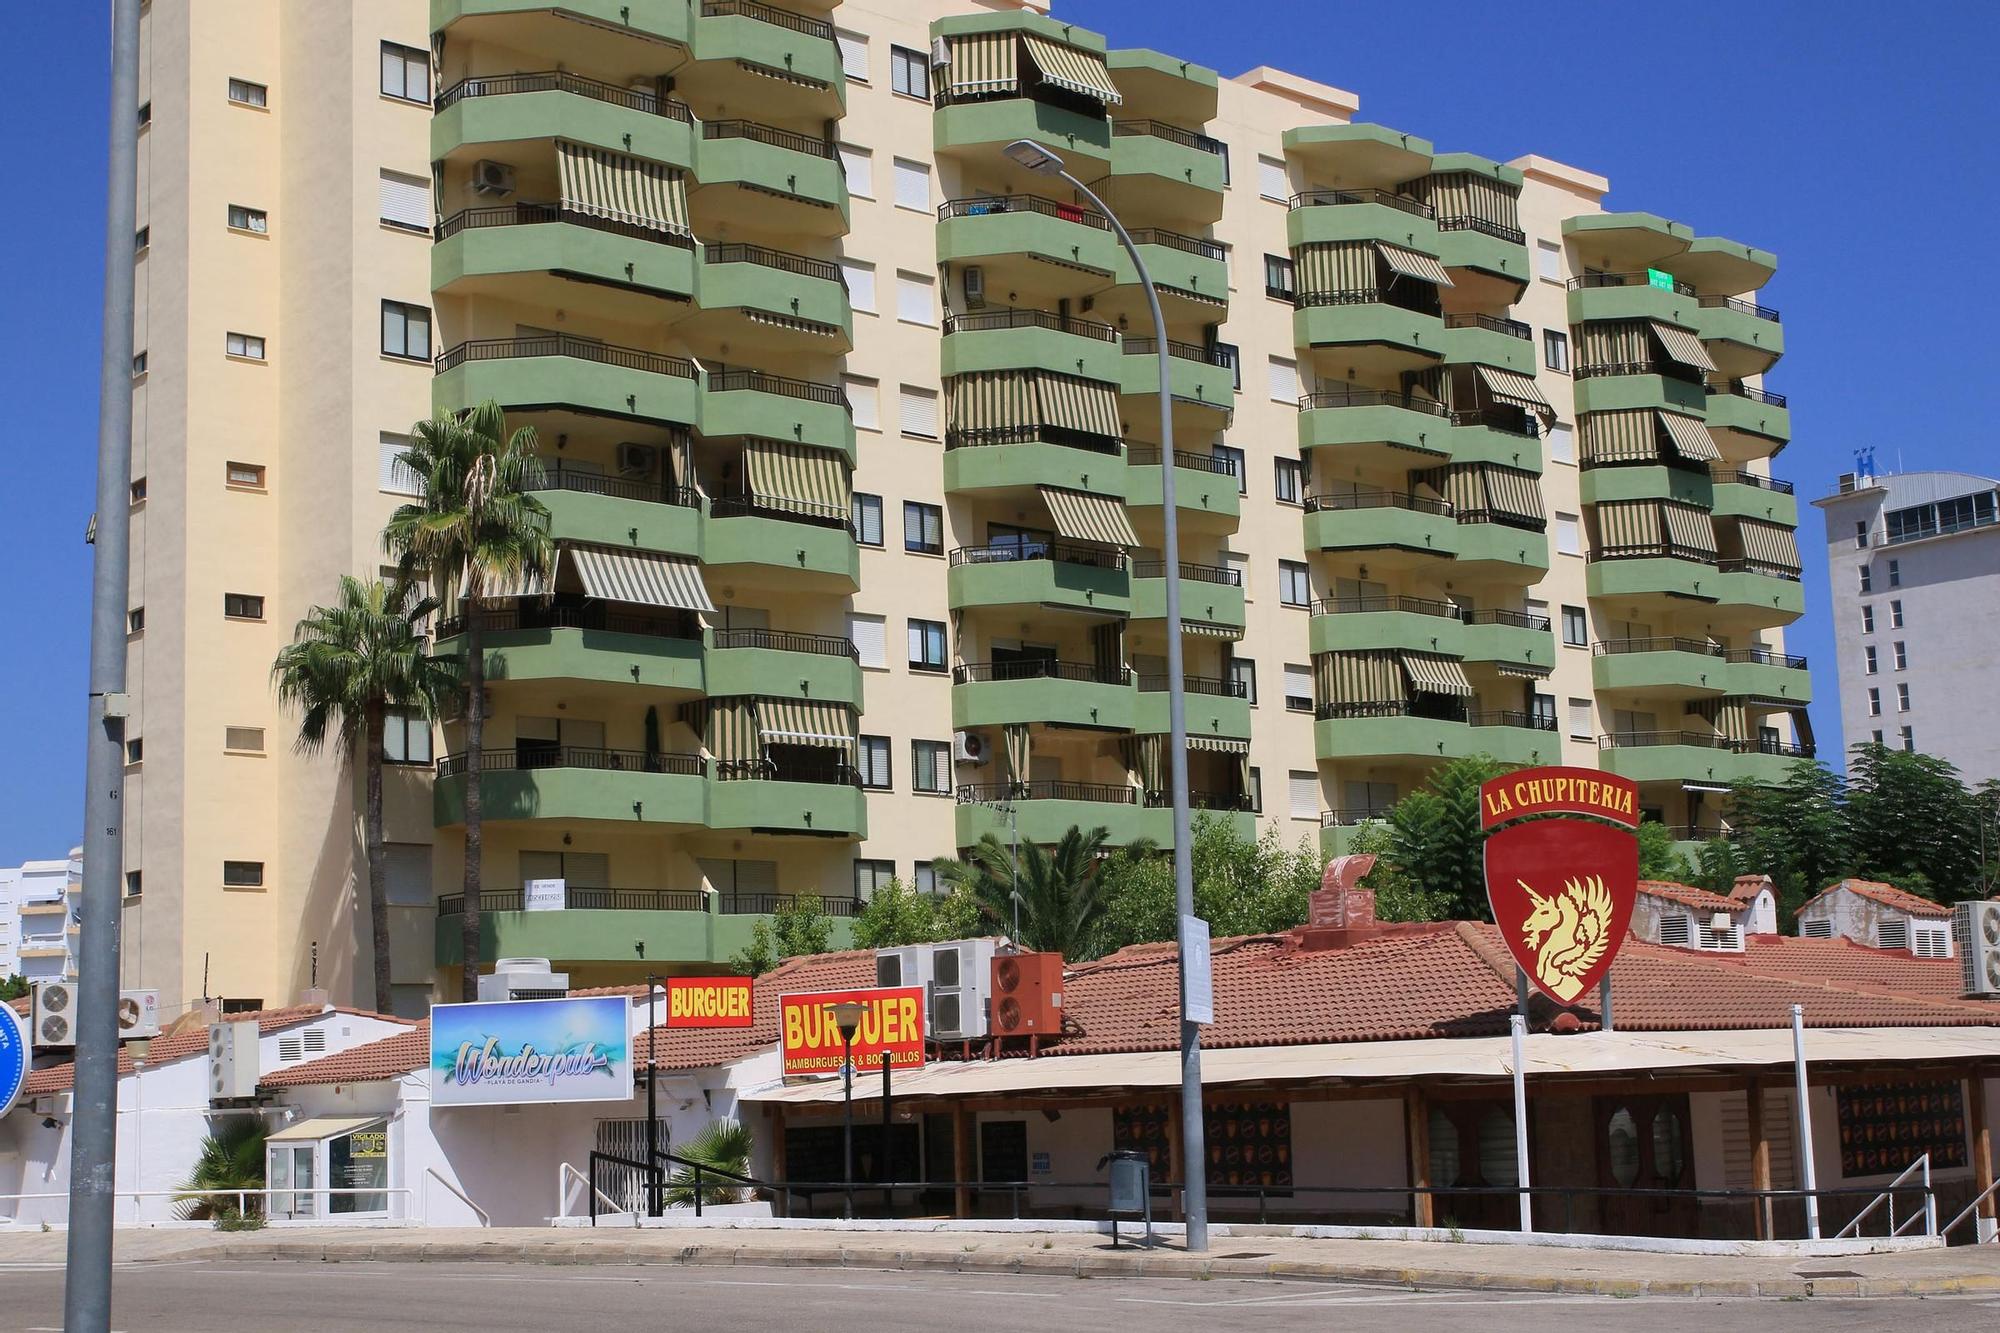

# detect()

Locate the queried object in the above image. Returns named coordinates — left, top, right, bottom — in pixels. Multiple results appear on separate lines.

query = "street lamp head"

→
left=1003, top=139, right=1065, bottom=175
left=829, top=999, right=865, bottom=1041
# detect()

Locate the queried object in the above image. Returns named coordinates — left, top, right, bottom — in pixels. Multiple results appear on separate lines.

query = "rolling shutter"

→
left=378, top=435, right=421, bottom=496
left=1267, top=356, right=1299, bottom=404
left=1287, top=770, right=1320, bottom=820
left=899, top=386, right=939, bottom=438
left=835, top=30, right=868, bottom=81
left=847, top=613, right=886, bottom=668
left=1283, top=663, right=1314, bottom=702
left=378, top=170, right=430, bottom=231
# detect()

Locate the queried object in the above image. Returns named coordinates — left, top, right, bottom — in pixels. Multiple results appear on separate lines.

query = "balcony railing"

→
left=436, top=747, right=706, bottom=779
left=1600, top=731, right=1815, bottom=759
left=1442, top=312, right=1531, bottom=340
left=703, top=242, right=843, bottom=285
left=1125, top=446, right=1236, bottom=475
left=1296, top=286, right=1441, bottom=315
left=1125, top=227, right=1228, bottom=261
left=1709, top=469, right=1794, bottom=494
left=1112, top=118, right=1225, bottom=155
left=699, top=0, right=836, bottom=42
left=1122, top=336, right=1233, bottom=366
left=1592, top=636, right=1725, bottom=658
left=1434, top=215, right=1525, bottom=245
left=1304, top=489, right=1454, bottom=517
left=437, top=605, right=699, bottom=641
left=1321, top=806, right=1394, bottom=827
left=1567, top=270, right=1697, bottom=298
left=942, top=307, right=1119, bottom=341
left=944, top=424, right=1122, bottom=455
left=1715, top=556, right=1803, bottom=582
left=436, top=336, right=697, bottom=379
left=1469, top=710, right=1558, bottom=731
left=706, top=367, right=849, bottom=408
left=1311, top=593, right=1459, bottom=619
left=435, top=202, right=698, bottom=250
left=708, top=491, right=853, bottom=532
left=1288, top=187, right=1432, bottom=219
left=957, top=780, right=1136, bottom=805
left=949, top=541, right=1128, bottom=572
left=717, top=892, right=861, bottom=918
left=1698, top=293, right=1781, bottom=323
left=710, top=627, right=858, bottom=659
left=937, top=194, right=1108, bottom=229
left=951, top=660, right=1131, bottom=686
left=439, top=887, right=708, bottom=915
left=434, top=70, right=692, bottom=119
left=1707, top=378, right=1788, bottom=408
left=713, top=757, right=862, bottom=787
left=1314, top=699, right=1469, bottom=723
left=1725, top=646, right=1808, bottom=670
left=1298, top=386, right=1451, bottom=417
left=1148, top=790, right=1252, bottom=811
left=1450, top=407, right=1539, bottom=438
left=1132, top=559, right=1240, bottom=585
left=526, top=463, right=698, bottom=507
left=1136, top=673, right=1247, bottom=698
left=700, top=118, right=836, bottom=159
left=1574, top=359, right=1706, bottom=384
left=1466, top=608, right=1553, bottom=631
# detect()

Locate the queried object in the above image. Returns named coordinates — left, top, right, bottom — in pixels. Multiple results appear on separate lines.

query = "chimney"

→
left=1309, top=854, right=1377, bottom=929
left=298, top=987, right=330, bottom=1009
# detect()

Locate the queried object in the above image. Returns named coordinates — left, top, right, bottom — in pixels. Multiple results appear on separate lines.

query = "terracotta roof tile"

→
left=638, top=951, right=878, bottom=1072
left=1637, top=880, right=1744, bottom=915
left=1700, top=935, right=1969, bottom=1001
left=1798, top=878, right=1952, bottom=919
left=261, top=1021, right=431, bottom=1089
left=24, top=1005, right=410, bottom=1097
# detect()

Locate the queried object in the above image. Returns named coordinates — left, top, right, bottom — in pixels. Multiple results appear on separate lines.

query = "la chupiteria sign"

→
left=780, top=986, right=926, bottom=1076
left=430, top=996, right=633, bottom=1107
left=1481, top=765, right=1641, bottom=1005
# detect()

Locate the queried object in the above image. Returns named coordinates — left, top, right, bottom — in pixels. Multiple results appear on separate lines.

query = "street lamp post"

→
left=831, top=1000, right=865, bottom=1219
left=1002, top=140, right=1208, bottom=1251
left=645, top=973, right=661, bottom=1217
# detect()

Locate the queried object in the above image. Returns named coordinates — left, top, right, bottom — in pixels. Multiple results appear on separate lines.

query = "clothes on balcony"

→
left=567, top=543, right=715, bottom=613
left=1041, top=485, right=1140, bottom=547
left=940, top=31, right=1019, bottom=98
left=1018, top=33, right=1122, bottom=105
left=1649, top=320, right=1718, bottom=373
left=1734, top=518, right=1802, bottom=574
left=556, top=139, right=689, bottom=236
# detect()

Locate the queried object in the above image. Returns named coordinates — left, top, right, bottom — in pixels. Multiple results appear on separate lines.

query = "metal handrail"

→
left=1111, top=118, right=1224, bottom=154
left=957, top=780, right=1136, bottom=805
left=1125, top=227, right=1227, bottom=260
left=1725, top=646, right=1808, bottom=669
left=942, top=307, right=1119, bottom=341
left=1709, top=469, right=1795, bottom=494
left=1567, top=270, right=1698, bottom=297
left=1591, top=636, right=1725, bottom=658
left=937, top=194, right=1107, bottom=229
left=1304, top=489, right=1454, bottom=517
left=1314, top=700, right=1468, bottom=722
left=948, top=541, right=1127, bottom=572
left=1588, top=542, right=1717, bottom=565
left=526, top=465, right=698, bottom=507
left=952, top=660, right=1131, bottom=686
left=1126, top=446, right=1236, bottom=475
left=1574, top=359, right=1707, bottom=383
left=434, top=203, right=696, bottom=250
left=1942, top=1177, right=2000, bottom=1241
left=436, top=747, right=706, bottom=779
left=435, top=335, right=696, bottom=379
left=434, top=70, right=692, bottom=119
left=707, top=367, right=849, bottom=406
left=944, top=424, right=1122, bottom=454
left=1470, top=709, right=1557, bottom=731
left=1707, top=377, right=1788, bottom=407
left=711, top=627, right=857, bottom=658
left=1132, top=558, right=1239, bottom=585
left=1835, top=1153, right=1934, bottom=1239
left=699, top=0, right=835, bottom=41
left=426, top=1167, right=491, bottom=1227
left=1442, top=312, right=1531, bottom=340
left=1698, top=292, right=1781, bottom=322
left=559, top=1161, right=634, bottom=1226
left=436, top=605, right=697, bottom=641
left=1321, top=807, right=1394, bottom=827
left=700, top=118, right=836, bottom=159
left=439, top=887, right=710, bottom=916
left=1122, top=336, right=1231, bottom=366
left=715, top=892, right=860, bottom=917
left=703, top=241, right=842, bottom=285
left=1136, top=673, right=1246, bottom=698
left=1467, top=608, right=1552, bottom=631
left=1310, top=593, right=1459, bottom=619
left=1288, top=187, right=1432, bottom=218
left=1434, top=214, right=1526, bottom=244
left=1298, top=386, right=1450, bottom=416
left=1715, top=556, right=1803, bottom=582
left=1596, top=730, right=1734, bottom=751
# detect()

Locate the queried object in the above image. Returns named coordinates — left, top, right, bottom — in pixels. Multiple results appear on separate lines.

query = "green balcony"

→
left=438, top=620, right=705, bottom=692
left=1446, top=419, right=1543, bottom=470
left=1125, top=451, right=1240, bottom=528
left=1438, top=316, right=1536, bottom=375
left=1694, top=298, right=1784, bottom=376
left=1580, top=464, right=1714, bottom=510
left=1459, top=613, right=1555, bottom=671
left=1586, top=555, right=1717, bottom=604
left=1282, top=123, right=1432, bottom=188
left=700, top=371, right=855, bottom=459
left=1565, top=277, right=1703, bottom=332
left=1704, top=386, right=1791, bottom=451
left=1315, top=713, right=1554, bottom=765
left=434, top=753, right=708, bottom=827
left=1427, top=154, right=1527, bottom=283
left=434, top=337, right=699, bottom=426
left=433, top=0, right=690, bottom=48
left=1118, top=341, right=1235, bottom=418
left=1287, top=194, right=1440, bottom=255
left=1573, top=371, right=1708, bottom=418
left=934, top=98, right=1112, bottom=178
left=1294, top=301, right=1445, bottom=376
left=1310, top=604, right=1464, bottom=657
left=1133, top=682, right=1250, bottom=740
left=689, top=3, right=845, bottom=115
left=1562, top=212, right=1694, bottom=272
left=1106, top=48, right=1219, bottom=122
left=1114, top=234, right=1228, bottom=310
left=692, top=123, right=848, bottom=237
left=940, top=309, right=1121, bottom=383
left=1596, top=736, right=1802, bottom=788
left=953, top=788, right=1152, bottom=849
left=703, top=507, right=858, bottom=591
left=1712, top=563, right=1806, bottom=622
left=706, top=774, right=867, bottom=837
left=951, top=664, right=1135, bottom=732
left=530, top=478, right=702, bottom=556
left=1722, top=651, right=1812, bottom=705
left=433, top=210, right=698, bottom=304
left=1304, top=497, right=1457, bottom=561
left=1709, top=474, right=1797, bottom=526
left=1130, top=565, right=1244, bottom=634
left=937, top=197, right=1119, bottom=284
left=1319, top=817, right=1390, bottom=859
left=435, top=895, right=855, bottom=969
left=1590, top=641, right=1728, bottom=698
left=942, top=441, right=1126, bottom=498
left=431, top=77, right=695, bottom=170
left=1298, top=393, right=1453, bottom=467
left=1107, top=120, right=1226, bottom=225
left=695, top=244, right=852, bottom=348
left=705, top=631, right=864, bottom=708
left=946, top=546, right=1130, bottom=617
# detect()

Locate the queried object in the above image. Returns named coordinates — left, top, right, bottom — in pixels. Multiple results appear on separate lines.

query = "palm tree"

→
left=384, top=402, right=552, bottom=1001
left=934, top=825, right=1137, bottom=958
left=273, top=575, right=457, bottom=1013
left=175, top=1120, right=268, bottom=1223
left=665, top=1119, right=755, bottom=1208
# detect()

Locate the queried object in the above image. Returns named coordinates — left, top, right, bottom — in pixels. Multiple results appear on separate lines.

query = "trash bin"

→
left=1104, top=1150, right=1153, bottom=1248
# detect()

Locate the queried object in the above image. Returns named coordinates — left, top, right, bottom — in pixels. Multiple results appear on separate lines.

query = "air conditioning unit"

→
left=208, top=1019, right=260, bottom=1102
left=476, top=957, right=570, bottom=1002
left=472, top=159, right=517, bottom=196
left=31, top=980, right=77, bottom=1048
left=616, top=442, right=658, bottom=476
left=1955, top=901, right=2000, bottom=997
left=953, top=730, right=989, bottom=765
left=929, top=937, right=996, bottom=1041
left=991, top=951, right=1064, bottom=1037
left=963, top=265, right=986, bottom=309
left=117, top=989, right=161, bottom=1039
left=875, top=944, right=935, bottom=995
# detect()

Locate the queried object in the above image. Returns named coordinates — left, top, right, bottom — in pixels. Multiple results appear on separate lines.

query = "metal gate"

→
left=595, top=1118, right=670, bottom=1213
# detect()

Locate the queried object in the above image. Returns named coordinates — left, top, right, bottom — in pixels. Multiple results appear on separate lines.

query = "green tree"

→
left=1381, top=756, right=1512, bottom=920
left=1689, top=838, right=1746, bottom=896
left=271, top=575, right=457, bottom=1012
left=175, top=1120, right=268, bottom=1224
left=933, top=826, right=1129, bottom=957
left=665, top=1119, right=754, bottom=1208
left=384, top=402, right=552, bottom=1001
left=1725, top=759, right=1854, bottom=920
left=1846, top=742, right=1981, bottom=902
left=1343, top=821, right=1446, bottom=922
left=731, top=894, right=835, bottom=976
left=851, top=878, right=986, bottom=948
left=0, top=974, right=26, bottom=1002
left=1635, top=819, right=1689, bottom=882
left=1096, top=815, right=1323, bottom=953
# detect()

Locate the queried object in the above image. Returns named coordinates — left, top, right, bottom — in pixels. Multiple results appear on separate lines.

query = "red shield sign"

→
left=1484, top=817, right=1637, bottom=1005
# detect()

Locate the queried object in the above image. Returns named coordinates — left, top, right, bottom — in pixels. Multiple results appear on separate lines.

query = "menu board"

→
left=1836, top=1080, right=1966, bottom=1178
left=1112, top=1099, right=1293, bottom=1193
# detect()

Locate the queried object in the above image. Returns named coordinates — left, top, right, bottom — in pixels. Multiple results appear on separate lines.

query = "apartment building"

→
left=7, top=853, right=82, bottom=984
left=125, top=0, right=1803, bottom=1005
left=1814, top=468, right=2000, bottom=782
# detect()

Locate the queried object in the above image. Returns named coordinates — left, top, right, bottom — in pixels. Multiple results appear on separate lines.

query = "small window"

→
left=1893, top=640, right=1908, bottom=669
left=895, top=270, right=935, bottom=325
left=1897, top=682, right=1911, bottom=712
left=125, top=738, right=143, bottom=766
left=854, top=859, right=895, bottom=900
left=1567, top=697, right=1593, bottom=740
left=1213, top=444, right=1247, bottom=494
left=911, top=740, right=950, bottom=794
left=912, top=862, right=938, bottom=894
left=378, top=169, right=431, bottom=233
left=379, top=433, right=421, bottom=497
left=1860, top=604, right=1875, bottom=634
left=127, top=607, right=145, bottom=633
left=1278, top=560, right=1310, bottom=608
left=836, top=29, right=869, bottom=82
left=1872, top=728, right=1884, bottom=745
left=890, top=45, right=930, bottom=99
left=908, top=618, right=947, bottom=671
left=1900, top=725, right=1915, bottom=752
left=1547, top=422, right=1574, bottom=465
left=1554, top=512, right=1581, bottom=557
left=1535, top=239, right=1562, bottom=282
left=130, top=477, right=148, bottom=503
left=226, top=461, right=266, bottom=488
left=1228, top=656, right=1257, bottom=706
left=844, top=374, right=880, bottom=431
left=1864, top=645, right=1878, bottom=675
left=839, top=145, right=873, bottom=200
left=224, top=593, right=265, bottom=621
left=1542, top=329, right=1570, bottom=373
left=898, top=385, right=939, bottom=439
left=1274, top=457, right=1304, bottom=505
left=892, top=157, right=930, bottom=212
left=383, top=711, right=431, bottom=765
left=849, top=613, right=887, bottom=669
left=1257, top=155, right=1288, bottom=202
left=1888, top=558, right=1902, bottom=587
left=223, top=860, right=266, bottom=888
left=379, top=42, right=430, bottom=104
left=226, top=331, right=266, bottom=360
left=1854, top=520, right=1869, bottom=549
left=1890, top=598, right=1905, bottom=628
left=1266, top=355, right=1298, bottom=404
left=852, top=493, right=884, bottom=547
left=137, top=101, right=152, bottom=126
left=1286, top=770, right=1318, bottom=820
left=227, top=79, right=268, bottom=108
left=227, top=204, right=269, bottom=234
left=1867, top=687, right=1881, bottom=716
left=858, top=736, right=893, bottom=789
left=1561, top=605, right=1587, bottom=647
left=1247, top=767, right=1262, bottom=813
left=1214, top=341, right=1241, bottom=389
left=1859, top=565, right=1874, bottom=593
left=903, top=501, right=943, bottom=556
left=1282, top=663, right=1313, bottom=712
left=225, top=726, right=267, bottom=754
left=125, top=871, right=143, bottom=898
left=1263, top=253, right=1296, bottom=302
left=380, top=300, right=432, bottom=361
left=135, top=225, right=149, bottom=251
left=131, top=351, right=148, bottom=376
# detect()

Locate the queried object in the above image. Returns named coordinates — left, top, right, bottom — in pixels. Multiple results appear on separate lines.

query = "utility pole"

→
left=68, top=2, right=144, bottom=1327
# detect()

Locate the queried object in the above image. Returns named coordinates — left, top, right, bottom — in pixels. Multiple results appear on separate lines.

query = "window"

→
left=1554, top=512, right=1581, bottom=556
left=1282, top=663, right=1313, bottom=712
left=1867, top=687, right=1881, bottom=717
left=378, top=170, right=430, bottom=232
left=1267, top=355, right=1299, bottom=404
left=839, top=145, right=873, bottom=200
left=1901, top=725, right=1915, bottom=752
left=892, top=157, right=929, bottom=212
left=224, top=593, right=265, bottom=620
left=137, top=101, right=151, bottom=126
left=379, top=42, right=429, bottom=104
left=1287, top=770, right=1318, bottom=820
left=1531, top=694, right=1557, bottom=729
left=1888, top=558, right=1901, bottom=587
left=1890, top=599, right=1905, bottom=628
left=1897, top=682, right=1911, bottom=712
left=1893, top=640, right=1908, bottom=670
left=1213, top=443, right=1246, bottom=494
left=1567, top=697, right=1593, bottom=740
left=379, top=434, right=421, bottom=496
left=853, top=859, right=895, bottom=899
left=131, top=478, right=148, bottom=503
left=227, top=78, right=268, bottom=108
left=1542, top=329, right=1570, bottom=373
left=843, top=374, right=880, bottom=431
left=1872, top=729, right=1884, bottom=745
left=903, top=501, right=943, bottom=555
left=908, top=619, right=947, bottom=671
left=852, top=493, right=884, bottom=547
left=1257, top=155, right=1288, bottom=202
left=226, top=725, right=267, bottom=755
left=912, top=740, right=951, bottom=794
left=1274, top=457, right=1304, bottom=505
left=1859, top=565, right=1873, bottom=593
left=131, top=351, right=148, bottom=376
left=125, top=738, right=143, bottom=765
left=135, top=226, right=149, bottom=251
left=1547, top=422, right=1574, bottom=465
left=858, top=736, right=893, bottom=789
left=835, top=29, right=869, bottom=82
left=380, top=300, right=431, bottom=360
left=1247, top=767, right=1262, bottom=813
left=898, top=385, right=939, bottom=439
left=1860, top=604, right=1875, bottom=634
left=1278, top=560, right=1310, bottom=608
left=227, top=204, right=268, bottom=234
left=849, top=613, right=887, bottom=668
left=895, top=270, right=935, bottom=325
left=226, top=461, right=266, bottom=488
left=125, top=871, right=142, bottom=898
left=223, top=860, right=266, bottom=888
left=383, top=711, right=431, bottom=765
left=912, top=862, right=938, bottom=894
left=226, top=331, right=266, bottom=360
left=1535, top=239, right=1562, bottom=282
left=1854, top=520, right=1869, bottom=549
left=1864, top=645, right=1878, bottom=675
left=890, top=45, right=929, bottom=99
left=1561, top=605, right=1588, bottom=647
left=127, top=607, right=145, bottom=633
left=841, top=258, right=877, bottom=312
left=1263, top=253, right=1296, bottom=301
left=1228, top=656, right=1257, bottom=706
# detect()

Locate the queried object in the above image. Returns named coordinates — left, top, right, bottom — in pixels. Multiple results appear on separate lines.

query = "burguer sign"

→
left=1481, top=765, right=1640, bottom=1005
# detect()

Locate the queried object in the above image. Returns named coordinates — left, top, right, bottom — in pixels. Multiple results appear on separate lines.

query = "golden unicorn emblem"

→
left=1516, top=875, right=1613, bottom=1002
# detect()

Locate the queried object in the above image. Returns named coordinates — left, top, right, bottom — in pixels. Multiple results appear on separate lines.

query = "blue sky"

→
left=3, top=3, right=1996, bottom=862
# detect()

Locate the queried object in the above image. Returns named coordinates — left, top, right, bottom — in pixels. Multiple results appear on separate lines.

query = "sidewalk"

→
left=1, top=1224, right=1995, bottom=1298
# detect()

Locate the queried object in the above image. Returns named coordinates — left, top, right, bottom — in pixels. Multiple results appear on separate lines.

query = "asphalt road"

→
left=3, top=1259, right=1995, bottom=1331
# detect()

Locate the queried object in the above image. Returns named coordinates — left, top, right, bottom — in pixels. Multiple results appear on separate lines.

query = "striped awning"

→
left=1579, top=409, right=1658, bottom=465
left=1296, top=242, right=1373, bottom=295
left=1594, top=500, right=1663, bottom=549
left=1375, top=242, right=1454, bottom=287
left=1400, top=651, right=1475, bottom=698
left=1315, top=650, right=1403, bottom=707
left=946, top=370, right=1030, bottom=436
left=681, top=696, right=759, bottom=765
left=1019, top=34, right=1122, bottom=105
left=1041, top=486, right=1140, bottom=547
left=1737, top=520, right=1802, bottom=573
left=743, top=438, right=850, bottom=510
left=1473, top=365, right=1552, bottom=419
left=1037, top=370, right=1121, bottom=438
left=1187, top=736, right=1250, bottom=755
left=1181, top=619, right=1243, bottom=639
left=1650, top=320, right=1718, bottom=372
left=1657, top=410, right=1721, bottom=462
left=755, top=697, right=854, bottom=751
left=557, top=140, right=689, bottom=236
left=568, top=544, right=716, bottom=613
left=1495, top=661, right=1551, bottom=680
left=1484, top=466, right=1546, bottom=523
left=1661, top=503, right=1719, bottom=558
left=742, top=309, right=843, bottom=339
left=942, top=31, right=1020, bottom=97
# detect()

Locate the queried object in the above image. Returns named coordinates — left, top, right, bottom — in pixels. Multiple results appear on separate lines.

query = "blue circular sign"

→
left=0, top=999, right=25, bottom=1114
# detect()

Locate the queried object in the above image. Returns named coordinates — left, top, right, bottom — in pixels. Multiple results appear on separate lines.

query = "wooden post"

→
left=952, top=1103, right=972, bottom=1219
left=1746, top=1081, right=1771, bottom=1241
left=770, top=1106, right=789, bottom=1219
left=1970, top=1075, right=1995, bottom=1239
left=1405, top=1085, right=1433, bottom=1228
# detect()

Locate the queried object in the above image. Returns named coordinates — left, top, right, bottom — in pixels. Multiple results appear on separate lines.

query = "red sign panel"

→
left=665, top=977, right=754, bottom=1029
left=1480, top=765, right=1640, bottom=829
left=780, top=986, right=926, bottom=1076
left=1485, top=817, right=1638, bottom=1005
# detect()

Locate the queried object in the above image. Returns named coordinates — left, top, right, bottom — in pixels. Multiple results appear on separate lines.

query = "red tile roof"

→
left=638, top=952, right=877, bottom=1072
left=23, top=1005, right=411, bottom=1096
left=261, top=1021, right=431, bottom=1089
left=1693, top=935, right=1969, bottom=1001
left=1637, top=880, right=1743, bottom=915
left=1799, top=878, right=1952, bottom=919
left=5, top=995, right=26, bottom=1017
left=1730, top=874, right=1775, bottom=904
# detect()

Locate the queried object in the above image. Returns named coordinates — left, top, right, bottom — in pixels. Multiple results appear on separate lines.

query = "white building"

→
left=0, top=866, right=19, bottom=980
left=1630, top=875, right=1779, bottom=952
left=1797, top=878, right=1955, bottom=958
left=11, top=853, right=80, bottom=984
